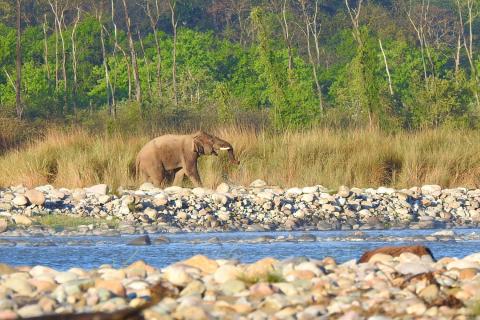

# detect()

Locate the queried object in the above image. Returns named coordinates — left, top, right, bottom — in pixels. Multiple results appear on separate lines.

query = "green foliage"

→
left=0, top=1, right=479, bottom=130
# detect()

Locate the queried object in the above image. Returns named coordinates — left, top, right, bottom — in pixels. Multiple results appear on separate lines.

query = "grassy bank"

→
left=0, top=127, right=479, bottom=190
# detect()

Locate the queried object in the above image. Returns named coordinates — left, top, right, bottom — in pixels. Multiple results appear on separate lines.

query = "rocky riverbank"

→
left=0, top=249, right=479, bottom=319
left=1, top=181, right=480, bottom=235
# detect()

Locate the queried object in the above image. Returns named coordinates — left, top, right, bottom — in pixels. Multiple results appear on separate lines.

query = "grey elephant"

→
left=135, top=131, right=240, bottom=187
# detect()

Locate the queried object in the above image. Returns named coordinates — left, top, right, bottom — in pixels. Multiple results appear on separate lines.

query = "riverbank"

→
left=0, top=249, right=479, bottom=319
left=1, top=182, right=480, bottom=235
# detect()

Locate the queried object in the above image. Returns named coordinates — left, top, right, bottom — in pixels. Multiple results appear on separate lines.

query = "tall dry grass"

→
left=1, top=126, right=480, bottom=190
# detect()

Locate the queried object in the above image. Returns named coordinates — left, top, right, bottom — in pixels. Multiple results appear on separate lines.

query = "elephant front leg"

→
left=185, top=164, right=202, bottom=187
left=173, top=169, right=185, bottom=186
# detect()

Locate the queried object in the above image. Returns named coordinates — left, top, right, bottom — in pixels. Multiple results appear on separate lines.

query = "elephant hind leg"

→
left=173, top=169, right=185, bottom=186
left=140, top=161, right=166, bottom=187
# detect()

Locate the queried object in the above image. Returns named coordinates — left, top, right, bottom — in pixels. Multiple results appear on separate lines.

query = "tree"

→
left=121, top=0, right=141, bottom=102
left=15, top=0, right=22, bottom=119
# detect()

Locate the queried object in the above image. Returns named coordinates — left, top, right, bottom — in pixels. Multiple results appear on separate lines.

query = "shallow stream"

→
left=1, top=229, right=479, bottom=270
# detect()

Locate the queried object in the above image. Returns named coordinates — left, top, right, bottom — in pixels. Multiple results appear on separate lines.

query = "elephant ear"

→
left=193, top=138, right=204, bottom=155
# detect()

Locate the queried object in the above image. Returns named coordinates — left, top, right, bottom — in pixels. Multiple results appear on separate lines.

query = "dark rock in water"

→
left=31, top=241, right=57, bottom=247
left=358, top=245, right=435, bottom=263
left=250, top=235, right=274, bottom=243
left=153, top=236, right=170, bottom=244
left=297, top=234, right=316, bottom=242
left=0, top=239, right=16, bottom=247
left=127, top=235, right=151, bottom=246
left=316, top=222, right=332, bottom=230
left=207, top=237, right=220, bottom=244
left=66, top=240, right=94, bottom=246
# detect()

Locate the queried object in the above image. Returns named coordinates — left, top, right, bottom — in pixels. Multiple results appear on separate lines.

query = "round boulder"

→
left=25, top=189, right=46, bottom=206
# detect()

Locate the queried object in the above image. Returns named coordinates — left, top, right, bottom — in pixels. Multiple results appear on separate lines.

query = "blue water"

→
left=1, top=229, right=479, bottom=270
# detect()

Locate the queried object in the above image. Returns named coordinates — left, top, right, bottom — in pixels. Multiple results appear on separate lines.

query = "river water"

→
left=1, top=229, right=479, bottom=270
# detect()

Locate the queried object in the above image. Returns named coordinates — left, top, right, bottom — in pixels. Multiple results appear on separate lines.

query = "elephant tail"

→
left=128, top=157, right=139, bottom=181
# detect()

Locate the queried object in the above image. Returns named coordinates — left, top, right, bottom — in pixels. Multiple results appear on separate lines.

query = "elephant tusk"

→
left=219, top=147, right=231, bottom=150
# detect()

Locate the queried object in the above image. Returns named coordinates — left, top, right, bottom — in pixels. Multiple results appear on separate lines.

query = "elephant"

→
left=135, top=131, right=240, bottom=187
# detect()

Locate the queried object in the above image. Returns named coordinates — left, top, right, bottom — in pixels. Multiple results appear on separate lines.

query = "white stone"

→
left=12, top=195, right=28, bottom=206
left=85, top=184, right=109, bottom=195
left=395, top=262, right=433, bottom=275
left=250, top=179, right=267, bottom=188
left=421, top=185, right=442, bottom=195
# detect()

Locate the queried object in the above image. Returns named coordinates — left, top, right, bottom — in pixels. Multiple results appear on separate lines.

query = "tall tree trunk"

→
left=121, top=0, right=142, bottom=102
left=169, top=0, right=178, bottom=106
left=15, top=0, right=23, bottom=119
left=43, top=14, right=50, bottom=81
left=379, top=39, right=393, bottom=96
left=299, top=0, right=323, bottom=113
left=99, top=23, right=113, bottom=116
left=137, top=28, right=152, bottom=97
left=48, top=0, right=67, bottom=113
left=146, top=0, right=163, bottom=98
left=110, top=0, right=119, bottom=115
left=71, top=7, right=80, bottom=118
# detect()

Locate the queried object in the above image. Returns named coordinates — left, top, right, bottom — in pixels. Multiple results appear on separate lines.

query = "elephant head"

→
left=193, top=131, right=240, bottom=164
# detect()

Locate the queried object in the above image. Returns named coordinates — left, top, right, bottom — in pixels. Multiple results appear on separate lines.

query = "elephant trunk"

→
left=226, top=148, right=240, bottom=165
left=213, top=138, right=239, bottom=165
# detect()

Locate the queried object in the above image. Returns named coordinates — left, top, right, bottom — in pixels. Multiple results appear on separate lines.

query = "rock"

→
left=12, top=214, right=32, bottom=226
left=144, top=208, right=158, bottom=220
left=250, top=179, right=267, bottom=188
left=0, top=219, right=7, bottom=233
left=25, top=189, right=46, bottom=206
left=127, top=235, right=151, bottom=246
left=220, top=279, right=246, bottom=295
left=182, top=255, right=218, bottom=274
left=337, top=185, right=351, bottom=198
left=95, top=279, right=125, bottom=296
left=406, top=302, right=427, bottom=315
left=153, top=236, right=170, bottom=244
left=446, top=260, right=480, bottom=270
left=164, top=265, right=193, bottom=286
left=214, top=265, right=241, bottom=284
left=54, top=272, right=78, bottom=283
left=139, top=182, right=156, bottom=191
left=85, top=184, right=109, bottom=195
left=216, top=183, right=230, bottom=193
left=12, top=195, right=29, bottom=206
left=3, top=278, right=35, bottom=295
left=419, top=284, right=439, bottom=302
left=358, top=245, right=435, bottom=263
left=395, top=262, right=433, bottom=275
left=421, top=185, right=442, bottom=195
left=180, top=280, right=205, bottom=297
left=245, top=257, right=278, bottom=278
left=17, top=304, right=44, bottom=318
left=212, top=193, right=228, bottom=205
left=431, top=230, right=455, bottom=237
left=0, top=263, right=16, bottom=275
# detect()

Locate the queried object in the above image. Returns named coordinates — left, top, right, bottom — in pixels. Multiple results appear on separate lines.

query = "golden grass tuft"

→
left=1, top=126, right=480, bottom=190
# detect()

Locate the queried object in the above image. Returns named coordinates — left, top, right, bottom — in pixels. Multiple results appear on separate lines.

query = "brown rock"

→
left=249, top=283, right=275, bottom=297
left=13, top=214, right=32, bottom=226
left=25, top=189, right=46, bottom=206
left=0, top=263, right=16, bottom=275
left=182, top=255, right=219, bottom=274
left=95, top=279, right=125, bottom=297
left=358, top=245, right=435, bottom=263
left=29, top=279, right=56, bottom=293
left=125, top=260, right=156, bottom=277
left=38, top=296, right=56, bottom=312
left=458, top=268, right=478, bottom=280
left=0, top=219, right=7, bottom=233
left=245, top=257, right=279, bottom=278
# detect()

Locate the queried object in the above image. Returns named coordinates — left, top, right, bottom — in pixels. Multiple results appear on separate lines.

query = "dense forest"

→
left=1, top=0, right=480, bottom=130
